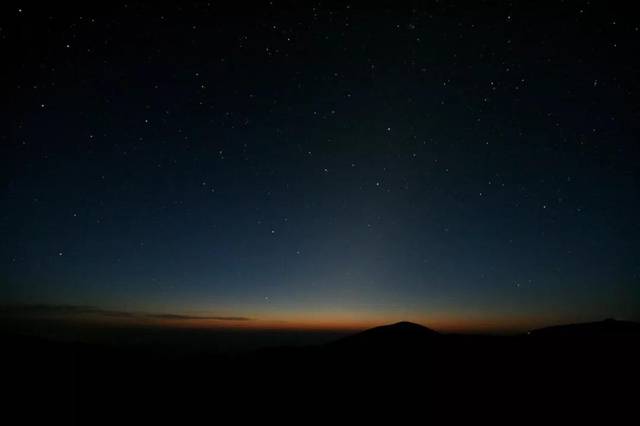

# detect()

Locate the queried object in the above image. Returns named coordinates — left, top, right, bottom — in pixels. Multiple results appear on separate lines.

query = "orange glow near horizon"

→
left=4, top=302, right=594, bottom=334
left=38, top=309, right=563, bottom=334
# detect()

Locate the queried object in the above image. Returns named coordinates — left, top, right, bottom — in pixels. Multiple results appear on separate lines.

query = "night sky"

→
left=3, top=2, right=639, bottom=332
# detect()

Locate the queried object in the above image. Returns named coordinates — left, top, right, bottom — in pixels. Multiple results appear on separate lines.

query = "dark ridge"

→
left=529, top=319, right=640, bottom=337
left=328, top=321, right=440, bottom=351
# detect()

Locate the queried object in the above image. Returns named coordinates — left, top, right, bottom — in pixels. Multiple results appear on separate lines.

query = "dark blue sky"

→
left=3, top=2, right=639, bottom=331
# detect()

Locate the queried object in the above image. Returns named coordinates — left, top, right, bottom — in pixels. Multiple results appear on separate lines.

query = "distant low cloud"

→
left=0, top=304, right=250, bottom=321
left=0, top=304, right=134, bottom=318
left=146, top=313, right=251, bottom=321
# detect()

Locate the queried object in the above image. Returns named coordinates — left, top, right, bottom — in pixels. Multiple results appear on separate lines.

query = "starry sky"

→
left=3, top=2, right=639, bottom=332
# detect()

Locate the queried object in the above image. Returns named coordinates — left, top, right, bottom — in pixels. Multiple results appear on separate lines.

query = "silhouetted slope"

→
left=529, top=318, right=640, bottom=337
left=328, top=321, right=440, bottom=354
left=4, top=318, right=640, bottom=422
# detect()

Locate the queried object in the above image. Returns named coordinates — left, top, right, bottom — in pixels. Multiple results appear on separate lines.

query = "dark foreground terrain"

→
left=4, top=319, right=639, bottom=422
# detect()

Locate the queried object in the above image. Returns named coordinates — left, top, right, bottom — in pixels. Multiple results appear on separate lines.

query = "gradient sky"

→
left=3, top=2, right=639, bottom=332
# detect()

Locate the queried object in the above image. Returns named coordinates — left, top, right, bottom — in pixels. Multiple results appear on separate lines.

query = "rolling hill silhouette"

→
left=529, top=318, right=640, bottom=337
left=329, top=321, right=439, bottom=350
left=3, top=317, right=639, bottom=422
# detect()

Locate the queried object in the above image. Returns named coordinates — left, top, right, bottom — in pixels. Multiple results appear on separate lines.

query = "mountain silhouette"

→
left=529, top=318, right=640, bottom=337
left=328, top=321, right=440, bottom=354
left=4, top=317, right=640, bottom=421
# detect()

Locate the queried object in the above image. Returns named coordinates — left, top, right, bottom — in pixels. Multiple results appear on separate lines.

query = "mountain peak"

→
left=360, top=321, right=439, bottom=335
left=389, top=321, right=423, bottom=327
left=329, top=321, right=439, bottom=351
